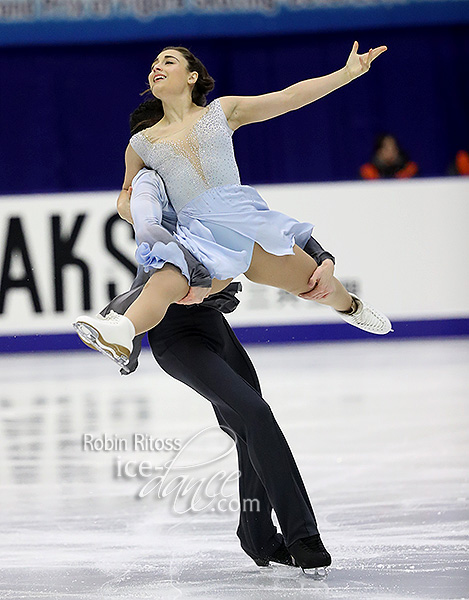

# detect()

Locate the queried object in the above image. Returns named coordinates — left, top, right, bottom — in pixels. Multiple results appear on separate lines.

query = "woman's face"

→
left=148, top=50, right=198, bottom=99
left=377, top=136, right=400, bottom=165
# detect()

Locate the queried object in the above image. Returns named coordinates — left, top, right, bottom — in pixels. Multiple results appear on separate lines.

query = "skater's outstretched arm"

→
left=219, top=41, right=387, bottom=130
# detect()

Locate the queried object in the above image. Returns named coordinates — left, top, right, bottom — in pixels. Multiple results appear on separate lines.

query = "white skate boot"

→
left=73, top=310, right=135, bottom=366
left=336, top=293, right=393, bottom=335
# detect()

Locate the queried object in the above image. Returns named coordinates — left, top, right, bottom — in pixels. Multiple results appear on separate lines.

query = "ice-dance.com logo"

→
left=82, top=426, right=260, bottom=515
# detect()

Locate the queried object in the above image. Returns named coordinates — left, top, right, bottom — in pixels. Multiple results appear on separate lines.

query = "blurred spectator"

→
left=447, top=149, right=469, bottom=176
left=360, top=133, right=418, bottom=180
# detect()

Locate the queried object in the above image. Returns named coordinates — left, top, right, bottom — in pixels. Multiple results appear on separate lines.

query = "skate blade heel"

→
left=301, top=566, right=328, bottom=580
left=255, top=559, right=297, bottom=570
left=253, top=557, right=271, bottom=567
left=73, top=322, right=130, bottom=367
left=256, top=563, right=274, bottom=569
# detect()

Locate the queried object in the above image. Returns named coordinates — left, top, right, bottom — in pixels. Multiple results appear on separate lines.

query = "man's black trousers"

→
left=147, top=303, right=319, bottom=556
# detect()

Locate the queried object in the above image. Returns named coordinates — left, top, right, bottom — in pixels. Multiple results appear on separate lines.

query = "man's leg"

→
left=148, top=306, right=282, bottom=557
left=209, top=404, right=284, bottom=559
left=212, top=317, right=285, bottom=559
left=148, top=309, right=319, bottom=550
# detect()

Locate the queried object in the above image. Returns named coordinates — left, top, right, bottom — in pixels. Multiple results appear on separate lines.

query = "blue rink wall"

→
left=0, top=178, right=468, bottom=354
left=2, top=318, right=469, bottom=355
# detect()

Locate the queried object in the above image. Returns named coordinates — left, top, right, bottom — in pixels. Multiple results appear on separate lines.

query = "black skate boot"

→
left=287, top=534, right=332, bottom=579
left=245, top=542, right=298, bottom=568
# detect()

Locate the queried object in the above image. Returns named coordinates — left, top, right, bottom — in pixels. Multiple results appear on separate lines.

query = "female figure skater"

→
left=74, top=42, right=391, bottom=366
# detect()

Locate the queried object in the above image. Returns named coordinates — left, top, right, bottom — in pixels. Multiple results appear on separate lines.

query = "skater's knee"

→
left=282, top=266, right=319, bottom=297
left=145, top=264, right=189, bottom=302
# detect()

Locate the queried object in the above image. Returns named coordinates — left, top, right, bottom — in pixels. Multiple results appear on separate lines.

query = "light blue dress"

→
left=129, top=98, right=314, bottom=280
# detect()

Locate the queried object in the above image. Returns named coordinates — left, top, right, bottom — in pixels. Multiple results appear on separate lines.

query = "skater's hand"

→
left=298, top=259, right=335, bottom=301
left=345, top=41, right=387, bottom=80
left=117, top=186, right=134, bottom=225
left=176, top=285, right=212, bottom=305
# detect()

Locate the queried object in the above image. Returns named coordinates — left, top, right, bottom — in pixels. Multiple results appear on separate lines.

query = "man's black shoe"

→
left=287, top=534, right=332, bottom=578
left=246, top=542, right=297, bottom=568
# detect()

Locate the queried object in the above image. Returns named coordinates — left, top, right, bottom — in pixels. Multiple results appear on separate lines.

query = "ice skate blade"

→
left=252, top=556, right=297, bottom=569
left=256, top=562, right=299, bottom=572
left=73, top=322, right=129, bottom=367
left=301, top=566, right=328, bottom=580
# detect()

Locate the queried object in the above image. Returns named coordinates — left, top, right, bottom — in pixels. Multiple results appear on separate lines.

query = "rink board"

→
left=0, top=177, right=468, bottom=352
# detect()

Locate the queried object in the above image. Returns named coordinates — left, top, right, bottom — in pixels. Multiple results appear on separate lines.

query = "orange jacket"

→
left=360, top=160, right=419, bottom=180
left=455, top=150, right=469, bottom=175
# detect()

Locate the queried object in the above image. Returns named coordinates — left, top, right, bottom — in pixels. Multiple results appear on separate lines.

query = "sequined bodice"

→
left=129, top=98, right=241, bottom=213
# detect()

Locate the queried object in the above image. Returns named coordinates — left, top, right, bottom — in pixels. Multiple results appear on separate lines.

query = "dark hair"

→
left=130, top=47, right=215, bottom=135
left=130, top=99, right=163, bottom=134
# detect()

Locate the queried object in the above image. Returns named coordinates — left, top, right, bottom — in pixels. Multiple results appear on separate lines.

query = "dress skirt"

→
left=135, top=184, right=314, bottom=281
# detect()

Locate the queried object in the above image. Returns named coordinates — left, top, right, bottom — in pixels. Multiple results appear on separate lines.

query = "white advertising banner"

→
left=0, top=177, right=468, bottom=337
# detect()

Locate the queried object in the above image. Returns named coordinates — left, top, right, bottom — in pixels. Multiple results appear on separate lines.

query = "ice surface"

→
left=1, top=338, right=468, bottom=599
